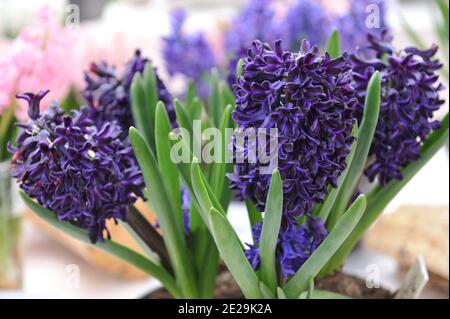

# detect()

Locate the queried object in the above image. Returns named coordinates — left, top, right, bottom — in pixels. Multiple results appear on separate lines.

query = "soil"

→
left=144, top=269, right=393, bottom=299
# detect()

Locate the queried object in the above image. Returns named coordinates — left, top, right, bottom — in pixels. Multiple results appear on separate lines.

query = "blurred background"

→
left=0, top=0, right=448, bottom=299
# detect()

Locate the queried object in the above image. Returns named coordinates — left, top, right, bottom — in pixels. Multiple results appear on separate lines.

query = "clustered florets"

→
left=229, top=39, right=357, bottom=220
left=84, top=50, right=175, bottom=135
left=10, top=91, right=145, bottom=243
left=351, top=31, right=444, bottom=185
left=229, top=39, right=357, bottom=277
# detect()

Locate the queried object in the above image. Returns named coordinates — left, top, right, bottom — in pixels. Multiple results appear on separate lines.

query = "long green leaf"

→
left=318, top=123, right=358, bottom=223
left=277, top=287, right=288, bottom=299
left=246, top=200, right=263, bottom=226
left=199, top=105, right=233, bottom=298
left=209, top=105, right=232, bottom=200
left=436, top=0, right=449, bottom=39
left=20, top=192, right=181, bottom=298
left=326, top=28, right=341, bottom=59
left=155, top=102, right=182, bottom=235
left=129, top=127, right=198, bottom=298
left=143, top=64, right=158, bottom=123
left=209, top=207, right=261, bottom=299
left=0, top=104, right=16, bottom=161
left=259, top=282, right=275, bottom=299
left=174, top=99, right=193, bottom=135
left=328, top=71, right=380, bottom=229
left=259, top=169, right=283, bottom=293
left=209, top=68, right=222, bottom=128
left=131, top=73, right=155, bottom=152
left=190, top=159, right=226, bottom=223
left=236, top=58, right=244, bottom=78
left=221, top=82, right=235, bottom=112
left=283, top=195, right=367, bottom=298
left=324, top=113, right=449, bottom=274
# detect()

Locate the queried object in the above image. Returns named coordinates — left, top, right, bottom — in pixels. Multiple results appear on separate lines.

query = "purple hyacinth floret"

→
left=229, top=39, right=357, bottom=220
left=246, top=217, right=327, bottom=279
left=84, top=50, right=175, bottom=135
left=351, top=31, right=444, bottom=186
left=10, top=91, right=145, bottom=243
left=336, top=0, right=388, bottom=53
left=285, top=0, right=331, bottom=49
left=163, top=9, right=216, bottom=98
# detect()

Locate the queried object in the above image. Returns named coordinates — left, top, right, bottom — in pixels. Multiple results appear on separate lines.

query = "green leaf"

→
left=189, top=97, right=203, bottom=123
left=259, top=169, right=283, bottom=293
left=298, top=290, right=351, bottom=299
left=318, top=123, right=358, bottom=223
left=436, top=0, right=449, bottom=39
left=326, top=28, right=341, bottom=59
left=209, top=105, right=232, bottom=198
left=190, top=159, right=226, bottom=224
left=209, top=68, right=222, bottom=128
left=259, top=282, right=275, bottom=299
left=0, top=104, right=16, bottom=161
left=246, top=200, right=263, bottom=226
left=209, top=207, right=261, bottom=299
left=129, top=127, right=198, bottom=298
left=324, top=113, right=449, bottom=273
left=328, top=71, right=380, bottom=230
left=174, top=99, right=193, bottom=135
left=236, top=58, right=245, bottom=78
left=277, top=287, right=288, bottom=299
left=186, top=81, right=197, bottom=107
left=221, top=82, right=235, bottom=112
left=20, top=192, right=181, bottom=298
left=283, top=195, right=367, bottom=298
left=155, top=102, right=183, bottom=235
left=143, top=64, right=158, bottom=120
left=131, top=73, right=155, bottom=152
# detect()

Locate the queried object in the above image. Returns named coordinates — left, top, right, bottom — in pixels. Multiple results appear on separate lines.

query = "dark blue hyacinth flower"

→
left=230, top=39, right=356, bottom=277
left=84, top=50, right=175, bottom=135
left=352, top=31, right=444, bottom=185
left=10, top=91, right=145, bottom=243
left=230, top=39, right=357, bottom=219
left=163, top=8, right=217, bottom=99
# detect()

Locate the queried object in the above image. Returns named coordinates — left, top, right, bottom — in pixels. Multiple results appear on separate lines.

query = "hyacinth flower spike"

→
left=12, top=91, right=184, bottom=297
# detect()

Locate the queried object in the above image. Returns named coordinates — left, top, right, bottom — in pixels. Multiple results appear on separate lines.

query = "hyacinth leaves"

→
left=154, top=102, right=183, bottom=236
left=131, top=69, right=155, bottom=152
left=20, top=192, right=182, bottom=298
left=283, top=195, right=367, bottom=298
left=323, top=112, right=450, bottom=275
left=129, top=127, right=198, bottom=298
left=259, top=170, right=283, bottom=294
left=326, top=71, right=380, bottom=230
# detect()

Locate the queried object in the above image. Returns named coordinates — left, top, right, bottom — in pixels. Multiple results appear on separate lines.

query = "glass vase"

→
left=0, top=161, right=23, bottom=290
